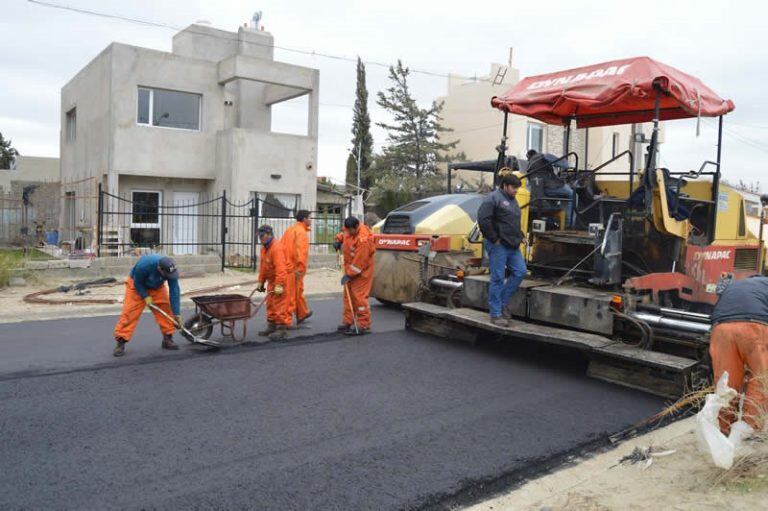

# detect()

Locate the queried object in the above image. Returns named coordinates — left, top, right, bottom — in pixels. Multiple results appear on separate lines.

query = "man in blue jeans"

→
left=477, top=173, right=528, bottom=326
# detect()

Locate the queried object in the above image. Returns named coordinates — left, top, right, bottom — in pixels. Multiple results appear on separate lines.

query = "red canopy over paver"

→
left=491, top=56, right=734, bottom=127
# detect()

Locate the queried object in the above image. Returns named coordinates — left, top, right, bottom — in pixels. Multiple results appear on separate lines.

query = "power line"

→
left=27, top=0, right=494, bottom=84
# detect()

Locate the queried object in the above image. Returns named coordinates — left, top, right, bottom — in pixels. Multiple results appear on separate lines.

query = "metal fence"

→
left=98, top=185, right=349, bottom=270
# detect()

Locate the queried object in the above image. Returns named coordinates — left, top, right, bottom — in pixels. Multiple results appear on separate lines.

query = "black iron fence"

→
left=97, top=185, right=349, bottom=270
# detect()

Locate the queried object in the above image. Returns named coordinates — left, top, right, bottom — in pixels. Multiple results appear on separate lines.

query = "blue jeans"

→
left=484, top=240, right=527, bottom=318
left=544, top=184, right=575, bottom=227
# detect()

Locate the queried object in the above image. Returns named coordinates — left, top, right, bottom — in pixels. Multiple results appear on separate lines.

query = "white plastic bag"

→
left=695, top=372, right=754, bottom=469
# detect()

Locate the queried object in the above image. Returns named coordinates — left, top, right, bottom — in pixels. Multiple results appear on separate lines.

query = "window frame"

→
left=136, top=87, right=202, bottom=132
left=65, top=107, right=77, bottom=143
left=611, top=132, right=620, bottom=158
left=130, top=190, right=163, bottom=229
left=526, top=123, right=544, bottom=153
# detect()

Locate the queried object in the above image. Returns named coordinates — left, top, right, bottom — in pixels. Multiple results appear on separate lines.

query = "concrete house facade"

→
left=60, top=23, right=319, bottom=254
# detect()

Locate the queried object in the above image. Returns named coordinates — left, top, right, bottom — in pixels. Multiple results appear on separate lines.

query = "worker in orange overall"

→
left=338, top=216, right=376, bottom=335
left=281, top=209, right=312, bottom=325
left=256, top=224, right=291, bottom=340
left=710, top=276, right=768, bottom=437
left=113, top=254, right=181, bottom=357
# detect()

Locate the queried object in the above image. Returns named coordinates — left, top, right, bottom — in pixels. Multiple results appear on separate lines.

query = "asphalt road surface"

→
left=1, top=298, right=663, bottom=509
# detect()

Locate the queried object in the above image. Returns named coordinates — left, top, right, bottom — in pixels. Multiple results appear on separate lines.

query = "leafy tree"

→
left=0, top=132, right=19, bottom=169
left=347, top=57, right=374, bottom=190
left=375, top=60, right=459, bottom=180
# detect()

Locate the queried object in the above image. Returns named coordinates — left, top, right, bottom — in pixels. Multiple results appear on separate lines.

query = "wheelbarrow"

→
left=181, top=286, right=269, bottom=344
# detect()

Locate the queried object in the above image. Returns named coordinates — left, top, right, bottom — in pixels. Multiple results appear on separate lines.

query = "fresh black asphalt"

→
left=0, top=298, right=663, bottom=509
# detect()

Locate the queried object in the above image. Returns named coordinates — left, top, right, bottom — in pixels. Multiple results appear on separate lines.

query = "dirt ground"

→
left=0, top=268, right=342, bottom=324
left=468, top=416, right=768, bottom=510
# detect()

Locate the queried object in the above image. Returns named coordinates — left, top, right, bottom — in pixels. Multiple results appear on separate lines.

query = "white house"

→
left=60, top=23, right=319, bottom=254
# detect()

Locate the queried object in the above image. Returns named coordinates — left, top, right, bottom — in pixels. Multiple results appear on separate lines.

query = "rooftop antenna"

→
left=250, top=10, right=263, bottom=30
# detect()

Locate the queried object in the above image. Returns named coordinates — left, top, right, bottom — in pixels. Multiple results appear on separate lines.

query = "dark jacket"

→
left=528, top=154, right=564, bottom=189
left=130, top=254, right=181, bottom=315
left=477, top=188, right=524, bottom=249
left=711, top=276, right=768, bottom=326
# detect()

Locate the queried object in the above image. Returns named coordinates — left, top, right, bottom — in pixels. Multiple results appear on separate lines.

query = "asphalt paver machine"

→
left=403, top=57, right=766, bottom=397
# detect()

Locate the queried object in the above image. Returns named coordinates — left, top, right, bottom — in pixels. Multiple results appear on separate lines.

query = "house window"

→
left=255, top=192, right=300, bottom=218
left=611, top=132, right=620, bottom=158
left=66, top=108, right=76, bottom=143
left=130, top=190, right=162, bottom=247
left=137, top=87, right=201, bottom=131
left=526, top=123, right=543, bottom=153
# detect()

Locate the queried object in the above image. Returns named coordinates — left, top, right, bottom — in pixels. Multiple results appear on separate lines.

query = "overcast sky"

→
left=2, top=0, right=767, bottom=189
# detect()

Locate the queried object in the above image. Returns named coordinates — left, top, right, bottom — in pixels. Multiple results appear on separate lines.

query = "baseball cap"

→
left=258, top=225, right=274, bottom=236
left=158, top=257, right=179, bottom=279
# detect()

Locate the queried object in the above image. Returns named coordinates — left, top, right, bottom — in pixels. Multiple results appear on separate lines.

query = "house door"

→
left=173, top=192, right=199, bottom=255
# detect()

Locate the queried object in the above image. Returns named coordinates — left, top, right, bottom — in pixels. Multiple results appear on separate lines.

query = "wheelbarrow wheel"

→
left=182, top=314, right=214, bottom=342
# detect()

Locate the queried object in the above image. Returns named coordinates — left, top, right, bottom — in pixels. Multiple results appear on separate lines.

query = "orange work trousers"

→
left=114, top=277, right=175, bottom=341
left=710, top=321, right=768, bottom=434
left=343, top=275, right=372, bottom=330
left=294, top=272, right=310, bottom=322
left=266, top=277, right=293, bottom=326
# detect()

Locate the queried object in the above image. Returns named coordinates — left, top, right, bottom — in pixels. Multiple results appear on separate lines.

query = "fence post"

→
left=220, top=190, right=227, bottom=272
left=252, top=196, right=259, bottom=271
left=97, top=182, right=102, bottom=257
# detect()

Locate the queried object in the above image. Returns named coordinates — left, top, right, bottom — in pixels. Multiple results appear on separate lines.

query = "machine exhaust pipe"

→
left=429, top=278, right=464, bottom=291
left=630, top=311, right=711, bottom=334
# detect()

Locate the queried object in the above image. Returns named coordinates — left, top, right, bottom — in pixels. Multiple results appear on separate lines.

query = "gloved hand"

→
left=144, top=296, right=153, bottom=307
left=174, top=315, right=183, bottom=327
left=340, top=275, right=351, bottom=286
left=256, top=281, right=266, bottom=293
left=274, top=284, right=284, bottom=296
left=333, top=240, right=342, bottom=251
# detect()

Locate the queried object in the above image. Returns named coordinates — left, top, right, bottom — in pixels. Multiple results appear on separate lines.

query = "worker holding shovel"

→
left=113, top=254, right=181, bottom=357
left=338, top=216, right=375, bottom=335
left=256, top=225, right=292, bottom=340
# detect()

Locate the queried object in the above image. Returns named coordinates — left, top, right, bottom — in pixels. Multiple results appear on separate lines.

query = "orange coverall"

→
left=114, top=277, right=175, bottom=341
left=710, top=322, right=768, bottom=433
left=341, top=224, right=376, bottom=329
left=258, top=237, right=293, bottom=326
left=281, top=221, right=311, bottom=322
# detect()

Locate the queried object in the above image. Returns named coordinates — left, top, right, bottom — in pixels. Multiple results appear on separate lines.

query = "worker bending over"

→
left=256, top=225, right=291, bottom=340
left=281, top=210, right=312, bottom=324
left=477, top=173, right=528, bottom=327
left=710, top=275, right=768, bottom=436
left=338, top=216, right=375, bottom=335
left=113, top=254, right=181, bottom=357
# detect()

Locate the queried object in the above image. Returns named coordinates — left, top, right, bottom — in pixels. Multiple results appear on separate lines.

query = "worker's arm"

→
left=477, top=198, right=498, bottom=243
left=296, top=229, right=309, bottom=275
left=131, top=265, right=151, bottom=299
left=167, top=278, right=181, bottom=316
left=272, top=244, right=288, bottom=287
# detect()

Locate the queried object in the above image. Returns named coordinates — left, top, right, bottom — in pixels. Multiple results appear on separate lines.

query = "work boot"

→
left=344, top=327, right=370, bottom=336
left=268, top=326, right=288, bottom=341
left=258, top=322, right=276, bottom=336
left=337, top=324, right=351, bottom=333
left=297, top=310, right=313, bottom=325
left=113, top=338, right=127, bottom=357
left=161, top=334, right=179, bottom=350
left=490, top=316, right=509, bottom=327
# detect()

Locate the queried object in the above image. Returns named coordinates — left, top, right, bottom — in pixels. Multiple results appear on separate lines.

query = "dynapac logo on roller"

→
left=693, top=250, right=731, bottom=261
left=527, top=64, right=631, bottom=90
left=378, top=238, right=413, bottom=246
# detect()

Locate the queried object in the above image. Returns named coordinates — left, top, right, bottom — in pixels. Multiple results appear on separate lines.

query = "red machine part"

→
left=625, top=245, right=760, bottom=306
left=373, top=234, right=453, bottom=252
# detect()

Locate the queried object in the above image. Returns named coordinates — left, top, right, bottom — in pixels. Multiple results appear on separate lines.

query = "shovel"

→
left=148, top=303, right=221, bottom=347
